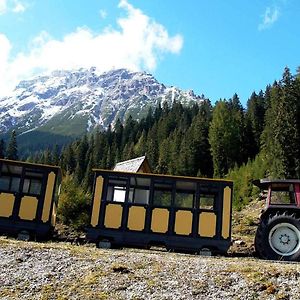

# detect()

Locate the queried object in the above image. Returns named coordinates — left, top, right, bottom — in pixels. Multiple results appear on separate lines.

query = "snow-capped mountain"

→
left=0, top=67, right=203, bottom=139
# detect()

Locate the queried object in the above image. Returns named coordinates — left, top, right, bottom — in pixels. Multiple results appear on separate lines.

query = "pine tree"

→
left=209, top=100, right=244, bottom=177
left=6, top=130, right=18, bottom=160
left=279, top=67, right=300, bottom=177
left=122, top=115, right=138, bottom=147
left=177, top=136, right=195, bottom=176
left=74, top=135, right=89, bottom=184
left=264, top=84, right=272, bottom=111
left=155, top=140, right=169, bottom=174
left=0, top=139, right=5, bottom=159
left=154, top=102, right=162, bottom=120
left=146, top=124, right=159, bottom=168
left=122, top=142, right=135, bottom=161
left=190, top=100, right=213, bottom=177
left=82, top=140, right=95, bottom=191
left=134, top=130, right=147, bottom=156
left=229, top=94, right=247, bottom=164
left=114, top=118, right=123, bottom=146
left=43, top=149, right=53, bottom=165
left=261, top=67, right=300, bottom=178
left=169, top=129, right=183, bottom=174
left=93, top=129, right=105, bottom=168
left=52, top=145, right=60, bottom=165
left=245, top=91, right=266, bottom=157
left=62, top=144, right=76, bottom=174
left=107, top=142, right=118, bottom=168
left=83, top=157, right=94, bottom=192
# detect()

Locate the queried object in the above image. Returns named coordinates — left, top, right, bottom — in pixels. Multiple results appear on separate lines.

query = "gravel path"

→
left=0, top=237, right=300, bottom=300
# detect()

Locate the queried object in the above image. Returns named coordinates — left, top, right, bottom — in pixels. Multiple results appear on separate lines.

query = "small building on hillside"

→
left=113, top=156, right=151, bottom=173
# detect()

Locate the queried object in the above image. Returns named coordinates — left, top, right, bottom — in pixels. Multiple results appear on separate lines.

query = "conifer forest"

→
left=1, top=66, right=300, bottom=226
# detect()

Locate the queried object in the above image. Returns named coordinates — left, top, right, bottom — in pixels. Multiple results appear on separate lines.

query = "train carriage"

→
left=0, top=159, right=61, bottom=240
left=86, top=169, right=233, bottom=254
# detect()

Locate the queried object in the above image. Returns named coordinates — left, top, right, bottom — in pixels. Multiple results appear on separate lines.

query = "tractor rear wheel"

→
left=255, top=211, right=300, bottom=261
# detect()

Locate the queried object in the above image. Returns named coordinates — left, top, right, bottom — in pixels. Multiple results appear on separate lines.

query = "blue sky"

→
left=0, top=0, right=299, bottom=106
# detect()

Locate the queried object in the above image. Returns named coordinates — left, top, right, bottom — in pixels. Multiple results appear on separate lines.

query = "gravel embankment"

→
left=0, top=237, right=300, bottom=300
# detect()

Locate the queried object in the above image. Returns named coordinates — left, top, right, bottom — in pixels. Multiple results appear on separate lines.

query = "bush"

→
left=57, top=175, right=91, bottom=230
left=227, top=154, right=267, bottom=210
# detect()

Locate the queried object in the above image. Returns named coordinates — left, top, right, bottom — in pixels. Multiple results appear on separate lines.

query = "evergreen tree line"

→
left=28, top=100, right=213, bottom=191
left=0, top=130, right=19, bottom=161
left=22, top=66, right=300, bottom=210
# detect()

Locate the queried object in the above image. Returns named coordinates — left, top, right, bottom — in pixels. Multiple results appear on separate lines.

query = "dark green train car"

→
left=0, top=159, right=61, bottom=240
left=86, top=170, right=233, bottom=254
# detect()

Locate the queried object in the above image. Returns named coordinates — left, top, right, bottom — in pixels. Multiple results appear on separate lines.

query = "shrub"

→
left=57, top=175, right=91, bottom=230
left=227, top=154, right=267, bottom=210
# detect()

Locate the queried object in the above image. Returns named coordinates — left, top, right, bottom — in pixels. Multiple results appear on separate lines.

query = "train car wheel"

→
left=97, top=239, right=112, bottom=249
left=17, top=230, right=31, bottom=241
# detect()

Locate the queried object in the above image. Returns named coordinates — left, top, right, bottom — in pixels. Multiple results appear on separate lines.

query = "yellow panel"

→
left=127, top=206, right=146, bottom=231
left=0, top=193, right=15, bottom=218
left=174, top=210, right=193, bottom=235
left=222, top=186, right=231, bottom=239
left=151, top=208, right=169, bottom=233
left=91, top=176, right=104, bottom=227
left=199, top=212, right=216, bottom=237
left=104, top=204, right=123, bottom=229
left=19, top=196, right=38, bottom=221
left=42, top=172, right=56, bottom=223
left=51, top=202, right=57, bottom=226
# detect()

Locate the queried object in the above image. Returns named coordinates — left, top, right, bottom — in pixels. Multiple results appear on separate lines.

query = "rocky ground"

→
left=0, top=200, right=300, bottom=300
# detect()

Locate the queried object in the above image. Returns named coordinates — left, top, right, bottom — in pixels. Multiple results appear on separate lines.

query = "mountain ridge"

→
left=0, top=67, right=204, bottom=151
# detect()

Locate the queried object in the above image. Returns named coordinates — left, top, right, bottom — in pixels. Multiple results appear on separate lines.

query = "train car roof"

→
left=253, top=178, right=300, bottom=189
left=0, top=158, right=61, bottom=173
left=92, top=168, right=233, bottom=184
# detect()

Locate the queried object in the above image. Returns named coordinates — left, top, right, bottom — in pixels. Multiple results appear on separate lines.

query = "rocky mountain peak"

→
left=0, top=67, right=203, bottom=140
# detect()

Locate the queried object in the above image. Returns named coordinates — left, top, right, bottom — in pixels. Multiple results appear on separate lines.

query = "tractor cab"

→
left=253, top=179, right=300, bottom=208
left=253, top=179, right=300, bottom=261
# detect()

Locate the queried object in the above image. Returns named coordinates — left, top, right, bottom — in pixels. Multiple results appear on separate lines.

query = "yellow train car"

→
left=0, top=159, right=61, bottom=240
left=86, top=169, right=233, bottom=254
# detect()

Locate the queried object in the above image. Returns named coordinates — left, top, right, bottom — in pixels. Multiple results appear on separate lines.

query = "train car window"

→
left=23, top=179, right=30, bottom=193
left=0, top=176, right=10, bottom=190
left=22, top=170, right=43, bottom=196
left=29, top=179, right=42, bottom=194
left=0, top=163, right=22, bottom=192
left=270, top=183, right=295, bottom=205
left=174, top=181, right=196, bottom=208
left=1, top=164, right=22, bottom=175
left=113, top=186, right=126, bottom=202
left=199, top=194, right=215, bottom=210
left=153, top=181, right=172, bottom=207
left=10, top=177, right=21, bottom=192
left=106, top=177, right=127, bottom=202
left=1, top=163, right=8, bottom=173
left=8, top=165, right=22, bottom=175
left=132, top=188, right=150, bottom=204
left=128, top=177, right=150, bottom=204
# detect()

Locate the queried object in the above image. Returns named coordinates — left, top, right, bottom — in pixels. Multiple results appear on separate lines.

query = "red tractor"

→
left=254, top=179, right=300, bottom=261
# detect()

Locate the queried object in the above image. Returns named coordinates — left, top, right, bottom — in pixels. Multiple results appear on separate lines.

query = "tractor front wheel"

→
left=255, top=211, right=300, bottom=261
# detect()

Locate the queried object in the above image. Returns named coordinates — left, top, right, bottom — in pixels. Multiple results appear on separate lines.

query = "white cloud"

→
left=99, top=9, right=107, bottom=19
left=0, top=0, right=26, bottom=14
left=0, top=34, right=11, bottom=69
left=12, top=1, right=25, bottom=13
left=0, top=0, right=183, bottom=97
left=0, top=0, right=7, bottom=15
left=0, top=34, right=12, bottom=94
left=258, top=6, right=280, bottom=30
